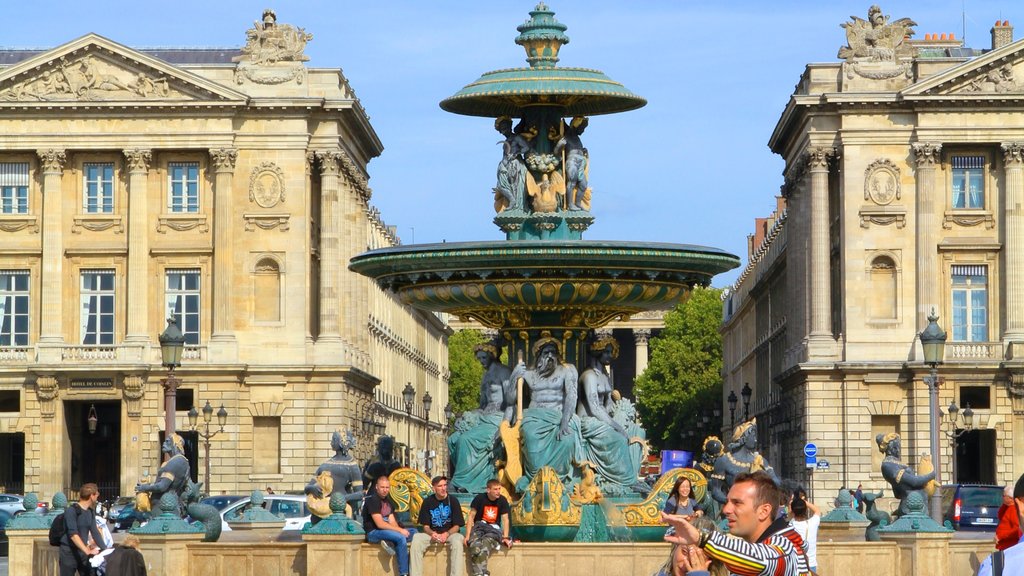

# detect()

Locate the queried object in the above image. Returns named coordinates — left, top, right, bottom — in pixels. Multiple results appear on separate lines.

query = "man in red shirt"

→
left=997, top=485, right=1021, bottom=551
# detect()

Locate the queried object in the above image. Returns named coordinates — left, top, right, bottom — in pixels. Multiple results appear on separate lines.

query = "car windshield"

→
left=201, top=496, right=243, bottom=510
left=113, top=497, right=134, bottom=506
left=963, top=487, right=1004, bottom=507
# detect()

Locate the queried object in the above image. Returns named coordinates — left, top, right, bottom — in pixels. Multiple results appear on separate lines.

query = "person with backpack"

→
left=58, top=482, right=108, bottom=576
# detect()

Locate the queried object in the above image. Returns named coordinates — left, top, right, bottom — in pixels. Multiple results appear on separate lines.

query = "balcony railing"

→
left=62, top=345, right=118, bottom=361
left=947, top=341, right=1003, bottom=361
left=0, top=347, right=32, bottom=364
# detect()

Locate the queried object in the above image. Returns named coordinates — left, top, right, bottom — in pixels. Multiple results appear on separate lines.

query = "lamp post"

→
left=402, top=382, right=415, bottom=467
left=87, top=404, right=99, bottom=435
left=728, top=390, right=738, bottom=427
left=741, top=382, right=752, bottom=421
left=422, top=392, right=433, bottom=472
left=444, top=403, right=454, bottom=430
left=943, top=402, right=975, bottom=484
left=158, top=317, right=186, bottom=443
left=188, top=400, right=227, bottom=496
left=920, top=310, right=947, bottom=524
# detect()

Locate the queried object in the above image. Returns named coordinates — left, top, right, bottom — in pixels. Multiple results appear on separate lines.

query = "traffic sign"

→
left=803, top=443, right=818, bottom=458
left=816, top=459, right=830, bottom=470
left=805, top=455, right=817, bottom=469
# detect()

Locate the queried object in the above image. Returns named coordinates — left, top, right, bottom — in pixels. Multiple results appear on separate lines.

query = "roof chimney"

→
left=992, top=20, right=1014, bottom=50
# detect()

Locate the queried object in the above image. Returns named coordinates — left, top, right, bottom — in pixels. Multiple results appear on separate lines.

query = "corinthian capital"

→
left=911, top=142, right=943, bottom=166
left=633, top=328, right=652, bottom=345
left=806, top=147, right=834, bottom=169
left=1002, top=143, right=1024, bottom=166
left=316, top=150, right=342, bottom=175
left=123, top=149, right=152, bottom=173
left=209, top=148, right=238, bottom=172
left=36, top=149, right=66, bottom=173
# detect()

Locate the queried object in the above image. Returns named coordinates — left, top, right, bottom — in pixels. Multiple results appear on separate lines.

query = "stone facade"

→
left=722, top=13, right=1024, bottom=501
left=0, top=15, right=449, bottom=499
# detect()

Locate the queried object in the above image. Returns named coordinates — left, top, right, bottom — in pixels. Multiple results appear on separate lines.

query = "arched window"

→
left=869, top=256, right=897, bottom=319
left=254, top=258, right=281, bottom=323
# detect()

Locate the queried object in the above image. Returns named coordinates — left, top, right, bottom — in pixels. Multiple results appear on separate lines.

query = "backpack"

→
left=48, top=504, right=78, bottom=546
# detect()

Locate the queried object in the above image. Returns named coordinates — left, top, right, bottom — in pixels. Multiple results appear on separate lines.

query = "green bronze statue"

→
left=876, top=432, right=936, bottom=517
left=448, top=341, right=514, bottom=493
left=552, top=116, right=590, bottom=211
left=494, top=116, right=533, bottom=213
left=305, top=429, right=364, bottom=523
left=135, top=434, right=195, bottom=518
left=709, top=419, right=778, bottom=507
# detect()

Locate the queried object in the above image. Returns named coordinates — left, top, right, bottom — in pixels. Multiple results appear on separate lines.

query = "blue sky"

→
left=5, top=1, right=1022, bottom=286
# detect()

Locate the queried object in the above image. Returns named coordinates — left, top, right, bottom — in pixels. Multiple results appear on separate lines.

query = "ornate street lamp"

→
left=741, top=382, right=752, bottom=421
left=944, top=402, right=975, bottom=483
left=159, top=317, right=186, bottom=440
left=919, top=310, right=947, bottom=523
left=87, top=404, right=99, bottom=435
left=444, top=403, right=454, bottom=428
left=189, top=400, right=228, bottom=496
left=728, top=390, right=738, bottom=427
left=422, top=392, right=433, bottom=472
left=402, top=383, right=415, bottom=466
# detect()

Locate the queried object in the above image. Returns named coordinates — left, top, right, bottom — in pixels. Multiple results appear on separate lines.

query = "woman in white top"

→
left=789, top=493, right=820, bottom=575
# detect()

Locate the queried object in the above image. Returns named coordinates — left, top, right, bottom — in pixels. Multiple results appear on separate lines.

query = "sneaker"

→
left=380, top=541, right=396, bottom=556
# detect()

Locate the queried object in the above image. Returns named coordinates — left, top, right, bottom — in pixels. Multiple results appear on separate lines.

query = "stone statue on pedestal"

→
left=493, top=117, right=533, bottom=213
left=509, top=336, right=582, bottom=491
left=305, top=429, right=364, bottom=522
left=709, top=419, right=777, bottom=506
left=876, top=432, right=936, bottom=517
left=448, top=341, right=514, bottom=493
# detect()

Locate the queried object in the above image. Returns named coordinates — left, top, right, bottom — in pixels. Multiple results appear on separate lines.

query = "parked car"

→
left=106, top=496, right=135, bottom=519
left=1, top=509, right=11, bottom=557
left=220, top=494, right=311, bottom=532
left=200, top=494, right=246, bottom=511
left=0, top=494, right=24, bottom=516
left=940, top=483, right=1004, bottom=530
left=110, top=501, right=150, bottom=532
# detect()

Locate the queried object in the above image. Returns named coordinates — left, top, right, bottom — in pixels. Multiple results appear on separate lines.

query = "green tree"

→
left=634, top=287, right=724, bottom=451
left=447, top=329, right=486, bottom=419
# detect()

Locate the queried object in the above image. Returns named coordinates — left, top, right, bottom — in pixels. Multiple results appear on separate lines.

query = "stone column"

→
left=209, top=149, right=238, bottom=353
left=35, top=375, right=65, bottom=499
left=633, top=328, right=651, bottom=376
left=1003, top=143, right=1024, bottom=346
left=124, top=149, right=152, bottom=342
left=121, top=374, right=146, bottom=495
left=912, top=142, right=943, bottom=339
left=316, top=150, right=342, bottom=342
left=807, top=147, right=834, bottom=355
left=37, top=149, right=66, bottom=344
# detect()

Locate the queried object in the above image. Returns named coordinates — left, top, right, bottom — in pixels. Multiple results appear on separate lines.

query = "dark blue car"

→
left=941, top=483, right=1003, bottom=530
left=110, top=501, right=149, bottom=532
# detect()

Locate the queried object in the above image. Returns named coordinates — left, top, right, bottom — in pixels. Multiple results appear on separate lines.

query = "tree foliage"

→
left=447, top=329, right=486, bottom=418
left=634, top=287, right=724, bottom=451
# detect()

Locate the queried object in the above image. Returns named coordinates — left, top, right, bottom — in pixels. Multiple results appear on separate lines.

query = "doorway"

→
left=954, top=428, right=996, bottom=484
left=65, top=400, right=121, bottom=500
left=0, top=432, right=25, bottom=494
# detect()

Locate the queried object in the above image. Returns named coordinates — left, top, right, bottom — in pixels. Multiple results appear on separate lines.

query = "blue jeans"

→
left=367, top=528, right=418, bottom=574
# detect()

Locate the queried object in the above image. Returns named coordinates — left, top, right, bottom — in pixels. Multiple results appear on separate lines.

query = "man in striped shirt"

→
left=663, top=471, right=809, bottom=576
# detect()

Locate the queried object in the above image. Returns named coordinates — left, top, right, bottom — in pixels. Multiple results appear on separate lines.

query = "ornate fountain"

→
left=350, top=3, right=739, bottom=541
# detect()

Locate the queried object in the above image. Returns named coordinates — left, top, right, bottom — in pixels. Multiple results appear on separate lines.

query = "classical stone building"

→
left=0, top=12, right=449, bottom=500
left=722, top=12, right=1024, bottom=499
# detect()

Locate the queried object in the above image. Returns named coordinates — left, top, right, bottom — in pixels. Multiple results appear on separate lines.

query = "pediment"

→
left=903, top=37, right=1024, bottom=97
left=0, top=33, right=247, bottom=105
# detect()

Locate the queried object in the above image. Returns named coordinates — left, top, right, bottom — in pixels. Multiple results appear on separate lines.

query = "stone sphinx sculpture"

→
left=876, top=432, right=936, bottom=517
left=709, top=419, right=778, bottom=506
left=305, top=429, right=364, bottom=523
left=448, top=341, right=514, bottom=493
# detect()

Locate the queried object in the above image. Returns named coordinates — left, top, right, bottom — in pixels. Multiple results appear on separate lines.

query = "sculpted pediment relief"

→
left=0, top=34, right=247, bottom=105
left=904, top=38, right=1024, bottom=97
left=948, top=61, right=1024, bottom=94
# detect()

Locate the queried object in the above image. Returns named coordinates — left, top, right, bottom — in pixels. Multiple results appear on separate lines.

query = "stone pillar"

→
left=137, top=533, right=203, bottom=576
left=912, top=142, right=943, bottom=340
left=807, top=147, right=834, bottom=356
left=633, top=329, right=651, bottom=376
left=1003, top=143, right=1024, bottom=347
left=316, top=150, right=343, bottom=343
left=209, top=149, right=238, bottom=359
left=304, top=534, right=363, bottom=576
left=7, top=530, right=57, bottom=576
left=35, top=374, right=66, bottom=499
left=878, top=531, right=953, bottom=576
left=124, top=149, right=152, bottom=342
left=121, top=374, right=146, bottom=495
left=37, top=149, right=66, bottom=344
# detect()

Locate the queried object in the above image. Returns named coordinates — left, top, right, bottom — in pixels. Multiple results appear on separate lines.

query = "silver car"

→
left=0, top=495, right=24, bottom=516
left=219, top=494, right=311, bottom=532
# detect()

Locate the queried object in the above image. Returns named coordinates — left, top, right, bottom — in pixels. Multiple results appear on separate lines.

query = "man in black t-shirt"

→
left=411, top=475, right=466, bottom=576
left=465, top=479, right=511, bottom=576
left=363, top=475, right=417, bottom=576
left=60, top=482, right=106, bottom=576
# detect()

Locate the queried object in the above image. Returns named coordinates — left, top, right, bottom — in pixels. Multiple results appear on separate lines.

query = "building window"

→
left=254, top=258, right=281, bottom=323
left=951, top=156, right=985, bottom=209
left=0, top=270, right=29, bottom=347
left=83, top=162, right=115, bottom=214
left=168, top=162, right=200, bottom=213
left=252, top=417, right=280, bottom=474
left=0, top=163, right=29, bottom=214
left=960, top=386, right=991, bottom=410
left=951, top=265, right=988, bottom=342
left=80, top=269, right=115, bottom=345
left=165, top=269, right=200, bottom=345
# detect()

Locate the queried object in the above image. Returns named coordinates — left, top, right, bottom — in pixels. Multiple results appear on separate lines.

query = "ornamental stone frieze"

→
left=961, top=63, right=1023, bottom=94
left=864, top=159, right=901, bottom=205
left=911, top=142, right=942, bottom=166
left=248, top=162, right=286, bottom=208
left=315, top=150, right=342, bottom=175
left=35, top=375, right=59, bottom=419
left=1, top=55, right=181, bottom=102
left=1009, top=372, right=1024, bottom=415
left=210, top=148, right=238, bottom=172
left=123, top=149, right=152, bottom=172
left=232, top=9, right=312, bottom=85
left=806, top=147, right=835, bottom=169
left=36, top=149, right=66, bottom=173
left=337, top=149, right=373, bottom=203
left=837, top=6, right=916, bottom=80
left=367, top=316, right=441, bottom=377
left=122, top=374, right=147, bottom=418
left=1003, top=143, right=1024, bottom=165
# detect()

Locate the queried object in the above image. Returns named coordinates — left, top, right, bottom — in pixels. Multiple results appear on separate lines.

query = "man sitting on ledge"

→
left=363, top=475, right=417, bottom=576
